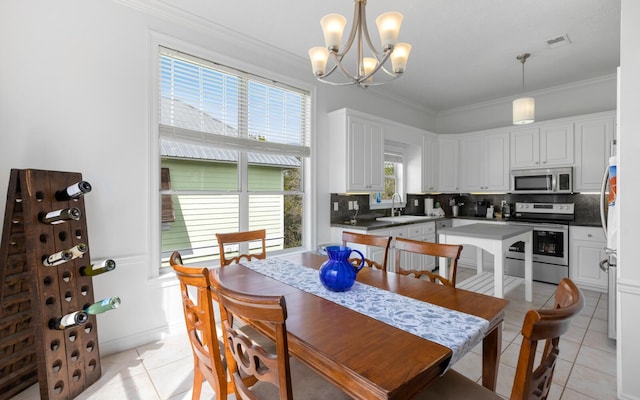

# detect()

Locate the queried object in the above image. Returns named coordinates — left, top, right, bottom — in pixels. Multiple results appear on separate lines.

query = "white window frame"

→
left=147, top=34, right=317, bottom=280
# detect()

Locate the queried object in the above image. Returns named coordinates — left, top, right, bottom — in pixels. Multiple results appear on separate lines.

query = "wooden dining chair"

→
left=216, top=229, right=267, bottom=267
left=341, top=230, right=392, bottom=271
left=394, top=237, right=463, bottom=287
left=210, top=270, right=352, bottom=400
left=169, top=251, right=231, bottom=400
left=413, top=277, right=584, bottom=400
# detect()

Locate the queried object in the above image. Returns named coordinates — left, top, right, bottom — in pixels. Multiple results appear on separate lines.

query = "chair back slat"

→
left=216, top=229, right=267, bottom=267
left=341, top=231, right=392, bottom=271
left=394, top=237, right=463, bottom=287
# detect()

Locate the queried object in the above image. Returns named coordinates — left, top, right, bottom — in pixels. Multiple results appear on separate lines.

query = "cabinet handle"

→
left=587, top=234, right=592, bottom=237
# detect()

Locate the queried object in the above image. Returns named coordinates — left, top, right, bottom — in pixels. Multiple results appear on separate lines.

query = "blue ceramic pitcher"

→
left=319, top=246, right=365, bottom=292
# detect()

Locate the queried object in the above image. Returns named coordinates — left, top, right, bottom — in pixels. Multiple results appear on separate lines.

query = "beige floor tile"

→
left=452, top=350, right=483, bottom=382
left=546, top=383, right=564, bottom=400
left=575, top=345, right=617, bottom=376
left=582, top=330, right=616, bottom=354
left=494, top=362, right=516, bottom=398
left=565, top=364, right=618, bottom=400
left=587, top=317, right=607, bottom=334
left=137, top=333, right=192, bottom=370
left=146, top=355, right=195, bottom=399
left=561, top=387, right=600, bottom=399
left=77, top=373, right=160, bottom=400
left=562, top=324, right=587, bottom=344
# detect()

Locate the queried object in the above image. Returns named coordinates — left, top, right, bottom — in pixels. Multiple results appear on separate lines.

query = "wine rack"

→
left=0, top=169, right=101, bottom=399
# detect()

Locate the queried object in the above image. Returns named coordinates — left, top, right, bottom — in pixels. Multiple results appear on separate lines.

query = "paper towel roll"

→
left=425, top=198, right=434, bottom=216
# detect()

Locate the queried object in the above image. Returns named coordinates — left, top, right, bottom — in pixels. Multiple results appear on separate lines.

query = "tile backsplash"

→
left=330, top=192, right=601, bottom=226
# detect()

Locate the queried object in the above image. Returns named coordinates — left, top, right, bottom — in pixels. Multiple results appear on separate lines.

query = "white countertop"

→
left=437, top=223, right=533, bottom=241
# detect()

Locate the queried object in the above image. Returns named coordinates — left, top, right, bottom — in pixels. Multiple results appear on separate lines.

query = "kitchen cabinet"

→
left=569, top=226, right=607, bottom=292
left=510, top=122, right=574, bottom=169
left=422, top=134, right=438, bottom=192
left=328, top=108, right=385, bottom=193
left=574, top=113, right=616, bottom=192
left=459, top=131, right=509, bottom=192
left=437, top=137, right=459, bottom=192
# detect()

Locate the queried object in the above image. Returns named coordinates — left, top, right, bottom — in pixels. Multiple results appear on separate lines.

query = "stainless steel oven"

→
left=505, top=202, right=574, bottom=284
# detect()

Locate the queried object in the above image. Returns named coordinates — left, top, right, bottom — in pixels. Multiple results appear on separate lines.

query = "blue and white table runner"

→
left=242, top=258, right=489, bottom=368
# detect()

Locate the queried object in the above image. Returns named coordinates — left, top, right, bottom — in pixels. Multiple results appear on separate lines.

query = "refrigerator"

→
left=600, top=153, right=617, bottom=340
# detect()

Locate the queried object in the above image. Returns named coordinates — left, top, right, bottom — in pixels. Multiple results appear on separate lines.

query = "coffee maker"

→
left=473, top=200, right=488, bottom=217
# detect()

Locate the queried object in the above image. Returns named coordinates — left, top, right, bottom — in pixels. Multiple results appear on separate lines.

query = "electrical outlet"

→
left=414, top=199, right=419, bottom=206
left=333, top=202, right=339, bottom=211
left=348, top=201, right=354, bottom=210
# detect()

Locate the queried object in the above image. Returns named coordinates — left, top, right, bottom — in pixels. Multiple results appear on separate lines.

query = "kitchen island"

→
left=438, top=223, right=533, bottom=301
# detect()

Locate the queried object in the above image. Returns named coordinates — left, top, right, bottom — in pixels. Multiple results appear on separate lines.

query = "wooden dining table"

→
left=213, top=252, right=509, bottom=400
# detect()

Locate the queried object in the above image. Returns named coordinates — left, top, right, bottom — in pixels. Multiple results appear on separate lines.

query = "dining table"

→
left=213, top=252, right=509, bottom=400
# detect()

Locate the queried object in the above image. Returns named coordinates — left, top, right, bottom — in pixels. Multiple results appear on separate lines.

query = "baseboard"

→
left=98, top=322, right=185, bottom=357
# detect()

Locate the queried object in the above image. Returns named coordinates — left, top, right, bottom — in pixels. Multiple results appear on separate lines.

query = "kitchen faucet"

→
left=391, top=192, right=403, bottom=217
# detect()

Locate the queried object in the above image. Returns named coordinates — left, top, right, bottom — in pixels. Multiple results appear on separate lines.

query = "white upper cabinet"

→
left=329, top=109, right=385, bottom=192
left=437, top=136, right=459, bottom=192
left=574, top=113, right=615, bottom=192
left=510, top=123, right=574, bottom=169
left=459, top=131, right=509, bottom=192
left=422, top=134, right=438, bottom=192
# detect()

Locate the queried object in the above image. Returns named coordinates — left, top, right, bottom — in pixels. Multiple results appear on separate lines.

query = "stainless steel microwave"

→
left=510, top=167, right=573, bottom=194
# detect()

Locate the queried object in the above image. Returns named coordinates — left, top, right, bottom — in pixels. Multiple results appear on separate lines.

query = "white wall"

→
left=617, top=1, right=640, bottom=398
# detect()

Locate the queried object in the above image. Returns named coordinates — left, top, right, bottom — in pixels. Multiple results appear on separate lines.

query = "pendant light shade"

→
left=513, top=97, right=535, bottom=125
left=513, top=53, right=535, bottom=125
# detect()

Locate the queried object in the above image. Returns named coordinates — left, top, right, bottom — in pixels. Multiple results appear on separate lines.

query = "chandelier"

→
left=513, top=53, right=535, bottom=125
left=308, top=0, right=411, bottom=88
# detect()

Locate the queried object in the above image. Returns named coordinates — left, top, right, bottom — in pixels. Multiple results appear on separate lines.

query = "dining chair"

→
left=341, top=230, right=392, bottom=271
left=210, top=270, right=352, bottom=400
left=216, top=229, right=267, bottom=267
left=169, top=251, right=232, bottom=400
left=394, top=237, right=463, bottom=287
left=413, top=277, right=584, bottom=400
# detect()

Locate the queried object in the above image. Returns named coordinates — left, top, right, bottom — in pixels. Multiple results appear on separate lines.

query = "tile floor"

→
left=12, top=266, right=617, bottom=400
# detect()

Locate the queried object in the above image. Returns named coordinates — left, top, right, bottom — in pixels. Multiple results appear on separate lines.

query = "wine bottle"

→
left=55, top=180, right=92, bottom=201
left=69, top=243, right=88, bottom=259
left=80, top=259, right=116, bottom=276
left=43, top=250, right=73, bottom=267
left=42, top=243, right=87, bottom=267
left=38, top=207, right=81, bottom=224
left=48, top=310, right=89, bottom=330
left=85, top=296, right=121, bottom=315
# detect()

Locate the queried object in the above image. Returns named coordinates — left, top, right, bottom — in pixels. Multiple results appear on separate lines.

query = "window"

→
left=158, top=48, right=310, bottom=270
left=370, top=148, right=405, bottom=208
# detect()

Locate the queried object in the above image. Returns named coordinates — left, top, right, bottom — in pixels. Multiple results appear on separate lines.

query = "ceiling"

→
left=157, top=0, right=621, bottom=112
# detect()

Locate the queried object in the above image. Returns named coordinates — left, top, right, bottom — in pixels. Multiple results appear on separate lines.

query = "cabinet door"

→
left=422, top=135, right=438, bottom=192
left=437, top=137, right=459, bottom=192
left=510, top=128, right=540, bottom=168
left=540, top=123, right=574, bottom=166
left=459, top=135, right=485, bottom=192
left=574, top=116, right=615, bottom=191
left=569, top=227, right=608, bottom=291
left=485, top=132, right=510, bottom=191
left=347, top=116, right=384, bottom=192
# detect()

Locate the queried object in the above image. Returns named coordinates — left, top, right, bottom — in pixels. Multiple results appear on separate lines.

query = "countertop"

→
left=330, top=215, right=601, bottom=230
left=438, top=223, right=533, bottom=240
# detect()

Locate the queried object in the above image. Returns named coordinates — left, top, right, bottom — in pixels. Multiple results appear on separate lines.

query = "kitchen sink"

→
left=375, top=215, right=437, bottom=223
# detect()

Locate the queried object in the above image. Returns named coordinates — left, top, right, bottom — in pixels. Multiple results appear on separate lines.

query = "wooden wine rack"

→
left=0, top=169, right=101, bottom=399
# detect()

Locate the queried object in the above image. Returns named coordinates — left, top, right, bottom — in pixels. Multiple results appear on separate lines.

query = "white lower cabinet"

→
left=569, top=226, right=607, bottom=292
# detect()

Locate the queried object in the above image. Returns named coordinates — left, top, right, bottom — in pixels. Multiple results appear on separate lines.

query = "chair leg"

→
left=192, top=366, right=204, bottom=400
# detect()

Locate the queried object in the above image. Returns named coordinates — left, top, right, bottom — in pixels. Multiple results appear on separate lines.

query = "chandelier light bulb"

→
left=362, top=57, right=378, bottom=82
left=376, top=12, right=403, bottom=50
left=320, top=14, right=347, bottom=51
left=390, top=43, right=412, bottom=73
left=308, top=47, right=330, bottom=76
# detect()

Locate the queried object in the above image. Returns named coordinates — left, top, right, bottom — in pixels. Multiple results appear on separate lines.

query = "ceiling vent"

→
left=545, top=34, right=572, bottom=49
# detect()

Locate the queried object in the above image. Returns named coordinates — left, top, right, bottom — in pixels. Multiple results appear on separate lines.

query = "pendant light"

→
left=513, top=53, right=535, bottom=125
